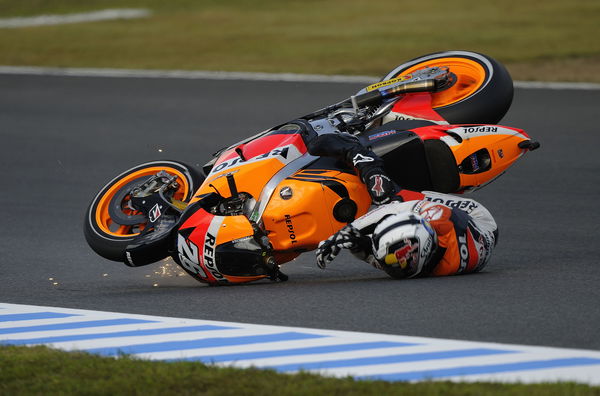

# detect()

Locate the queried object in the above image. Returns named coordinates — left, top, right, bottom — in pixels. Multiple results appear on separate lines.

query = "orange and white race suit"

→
left=350, top=190, right=498, bottom=276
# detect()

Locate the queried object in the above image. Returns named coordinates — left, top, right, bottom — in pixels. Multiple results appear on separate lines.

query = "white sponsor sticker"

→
left=209, top=144, right=302, bottom=176
left=201, top=216, right=228, bottom=283
left=449, top=125, right=529, bottom=140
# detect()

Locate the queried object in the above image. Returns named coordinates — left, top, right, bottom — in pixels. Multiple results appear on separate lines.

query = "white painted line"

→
left=137, top=333, right=420, bottom=363
left=2, top=302, right=600, bottom=384
left=0, top=315, right=145, bottom=329
left=313, top=351, right=575, bottom=376
left=0, top=322, right=199, bottom=340
left=47, top=328, right=284, bottom=351
left=513, top=80, right=600, bottom=90
left=0, top=9, right=151, bottom=28
left=137, top=337, right=390, bottom=361
left=0, top=66, right=377, bottom=84
left=209, top=344, right=490, bottom=368
left=0, top=65, right=598, bottom=90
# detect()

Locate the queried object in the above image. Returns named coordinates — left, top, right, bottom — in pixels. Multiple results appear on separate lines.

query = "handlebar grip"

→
left=382, top=80, right=436, bottom=96
left=352, top=80, right=436, bottom=109
left=352, top=91, right=383, bottom=108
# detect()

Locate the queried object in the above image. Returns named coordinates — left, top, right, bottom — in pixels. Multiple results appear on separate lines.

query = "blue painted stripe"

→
left=0, top=318, right=156, bottom=335
left=0, top=312, right=78, bottom=322
left=86, top=332, right=327, bottom=356
left=271, top=348, right=515, bottom=372
left=359, top=357, right=600, bottom=381
left=1, top=325, right=235, bottom=345
left=177, top=341, right=418, bottom=363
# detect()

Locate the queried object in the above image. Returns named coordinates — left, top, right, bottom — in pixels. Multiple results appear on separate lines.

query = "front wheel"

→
left=84, top=160, right=205, bottom=263
left=382, top=50, right=514, bottom=124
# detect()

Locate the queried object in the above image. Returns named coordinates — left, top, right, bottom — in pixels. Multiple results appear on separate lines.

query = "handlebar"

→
left=302, top=78, right=438, bottom=121
left=351, top=79, right=437, bottom=108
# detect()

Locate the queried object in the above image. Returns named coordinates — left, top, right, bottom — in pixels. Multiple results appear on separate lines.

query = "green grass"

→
left=0, top=0, right=599, bottom=81
left=2, top=345, right=600, bottom=395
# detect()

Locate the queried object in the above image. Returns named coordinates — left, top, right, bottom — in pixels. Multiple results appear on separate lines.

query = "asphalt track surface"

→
left=1, top=74, right=599, bottom=351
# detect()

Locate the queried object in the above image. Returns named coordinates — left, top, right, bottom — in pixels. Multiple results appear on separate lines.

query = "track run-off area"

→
left=1, top=68, right=599, bottom=383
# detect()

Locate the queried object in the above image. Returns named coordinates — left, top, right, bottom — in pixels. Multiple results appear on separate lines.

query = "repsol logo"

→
left=425, top=197, right=478, bottom=213
left=284, top=214, right=298, bottom=244
left=211, top=147, right=290, bottom=173
left=458, top=234, right=469, bottom=271
left=462, top=126, right=498, bottom=133
left=203, top=232, right=226, bottom=281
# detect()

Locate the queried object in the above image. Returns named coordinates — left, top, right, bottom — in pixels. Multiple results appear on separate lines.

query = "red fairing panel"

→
left=391, top=93, right=446, bottom=123
left=176, top=208, right=226, bottom=284
left=409, top=126, right=451, bottom=141
left=213, top=133, right=308, bottom=167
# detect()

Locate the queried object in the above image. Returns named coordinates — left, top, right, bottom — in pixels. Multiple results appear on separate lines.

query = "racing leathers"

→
left=316, top=190, right=498, bottom=278
left=306, top=131, right=398, bottom=205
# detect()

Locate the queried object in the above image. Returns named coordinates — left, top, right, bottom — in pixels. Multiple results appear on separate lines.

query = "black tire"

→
left=84, top=160, right=205, bottom=263
left=382, top=50, right=514, bottom=124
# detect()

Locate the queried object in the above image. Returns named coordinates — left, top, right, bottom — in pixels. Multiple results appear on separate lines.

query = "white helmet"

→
left=371, top=212, right=437, bottom=278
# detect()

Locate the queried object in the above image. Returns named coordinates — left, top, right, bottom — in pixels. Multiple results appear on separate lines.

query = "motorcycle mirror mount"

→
left=226, top=173, right=239, bottom=199
left=207, top=173, right=241, bottom=200
left=234, top=145, right=246, bottom=161
left=518, top=140, right=541, bottom=151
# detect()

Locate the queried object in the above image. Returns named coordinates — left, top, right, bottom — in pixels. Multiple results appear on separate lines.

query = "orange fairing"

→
left=215, top=215, right=255, bottom=245
left=443, top=125, right=530, bottom=190
left=262, top=170, right=371, bottom=258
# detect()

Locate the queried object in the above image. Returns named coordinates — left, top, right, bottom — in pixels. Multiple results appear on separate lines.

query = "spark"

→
left=48, top=277, right=54, bottom=281
left=102, top=273, right=108, bottom=277
left=153, top=283, right=158, bottom=287
left=153, top=262, right=180, bottom=278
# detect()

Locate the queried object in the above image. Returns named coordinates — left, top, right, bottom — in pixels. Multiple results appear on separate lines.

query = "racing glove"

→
left=315, top=225, right=362, bottom=269
left=361, top=167, right=398, bottom=205
left=345, top=143, right=399, bottom=205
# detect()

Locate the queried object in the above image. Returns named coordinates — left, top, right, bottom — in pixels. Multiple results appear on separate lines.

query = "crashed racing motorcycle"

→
left=84, top=51, right=539, bottom=285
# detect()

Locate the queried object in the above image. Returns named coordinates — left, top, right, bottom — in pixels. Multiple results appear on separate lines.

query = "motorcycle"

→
left=84, top=50, right=539, bottom=285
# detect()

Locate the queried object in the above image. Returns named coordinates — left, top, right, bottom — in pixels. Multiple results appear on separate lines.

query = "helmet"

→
left=371, top=212, right=437, bottom=278
left=174, top=203, right=278, bottom=285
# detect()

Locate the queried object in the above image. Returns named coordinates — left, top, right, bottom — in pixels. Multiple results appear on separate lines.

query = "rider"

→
left=173, top=122, right=496, bottom=283
left=315, top=190, right=498, bottom=279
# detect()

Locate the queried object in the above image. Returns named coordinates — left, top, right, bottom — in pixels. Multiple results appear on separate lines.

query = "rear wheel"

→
left=84, top=160, right=205, bottom=262
left=382, top=51, right=513, bottom=124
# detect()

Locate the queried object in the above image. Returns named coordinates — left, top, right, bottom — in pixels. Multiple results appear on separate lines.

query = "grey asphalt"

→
left=1, top=74, right=599, bottom=350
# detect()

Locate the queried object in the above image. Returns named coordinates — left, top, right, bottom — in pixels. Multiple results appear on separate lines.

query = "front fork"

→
left=128, top=171, right=185, bottom=225
left=123, top=171, right=184, bottom=267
